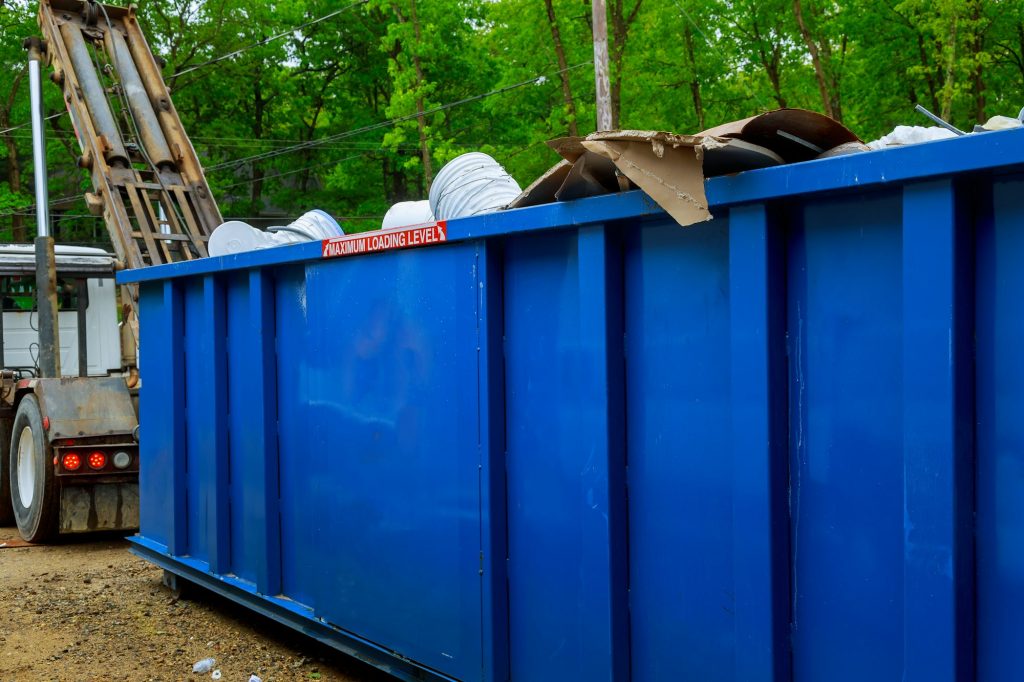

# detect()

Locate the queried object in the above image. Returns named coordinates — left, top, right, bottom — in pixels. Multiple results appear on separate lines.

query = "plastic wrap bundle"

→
left=429, top=153, right=521, bottom=221
left=208, top=209, right=343, bottom=257
left=382, top=200, right=434, bottom=229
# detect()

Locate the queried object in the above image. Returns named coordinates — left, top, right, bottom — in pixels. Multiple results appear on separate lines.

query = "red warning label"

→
left=321, top=222, right=448, bottom=259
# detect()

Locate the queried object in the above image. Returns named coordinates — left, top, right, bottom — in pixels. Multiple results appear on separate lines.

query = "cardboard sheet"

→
left=508, top=160, right=573, bottom=209
left=581, top=130, right=711, bottom=227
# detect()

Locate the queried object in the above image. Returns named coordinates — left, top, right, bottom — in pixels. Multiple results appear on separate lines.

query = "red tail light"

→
left=87, top=451, right=107, bottom=470
left=62, top=452, right=82, bottom=471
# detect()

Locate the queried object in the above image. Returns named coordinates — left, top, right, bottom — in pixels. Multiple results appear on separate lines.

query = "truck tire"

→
left=0, top=419, right=12, bottom=526
left=9, top=395, right=58, bottom=543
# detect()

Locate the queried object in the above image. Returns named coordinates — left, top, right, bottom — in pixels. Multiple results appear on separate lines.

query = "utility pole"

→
left=592, top=0, right=612, bottom=131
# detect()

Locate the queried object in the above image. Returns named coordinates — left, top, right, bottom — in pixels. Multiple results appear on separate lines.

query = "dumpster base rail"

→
left=128, top=537, right=454, bottom=682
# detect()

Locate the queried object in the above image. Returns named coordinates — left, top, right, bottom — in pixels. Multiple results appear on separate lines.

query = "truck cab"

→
left=0, top=244, right=139, bottom=541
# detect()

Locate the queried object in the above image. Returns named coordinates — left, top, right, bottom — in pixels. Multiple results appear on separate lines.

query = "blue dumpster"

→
left=119, top=129, right=1024, bottom=681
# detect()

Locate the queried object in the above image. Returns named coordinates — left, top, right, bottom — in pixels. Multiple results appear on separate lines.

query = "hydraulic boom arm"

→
left=36, top=0, right=221, bottom=274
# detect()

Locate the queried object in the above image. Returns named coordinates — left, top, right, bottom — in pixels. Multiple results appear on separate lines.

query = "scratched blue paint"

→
left=224, top=273, right=260, bottom=586
left=503, top=227, right=628, bottom=681
left=136, top=281, right=174, bottom=549
left=302, top=245, right=481, bottom=679
left=623, top=217, right=735, bottom=681
left=274, top=266, right=316, bottom=609
left=788, top=191, right=904, bottom=681
left=121, top=131, right=1024, bottom=681
left=182, top=279, right=209, bottom=563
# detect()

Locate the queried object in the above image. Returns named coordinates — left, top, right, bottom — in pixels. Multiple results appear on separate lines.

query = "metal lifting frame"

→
left=36, top=0, right=221, bottom=280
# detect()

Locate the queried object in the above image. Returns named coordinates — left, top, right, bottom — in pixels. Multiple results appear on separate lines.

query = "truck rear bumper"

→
left=59, top=481, right=138, bottom=533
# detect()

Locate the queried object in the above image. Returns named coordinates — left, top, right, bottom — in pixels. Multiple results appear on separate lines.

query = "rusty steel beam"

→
left=121, top=8, right=222, bottom=232
left=58, top=21, right=129, bottom=166
left=104, top=27, right=175, bottom=170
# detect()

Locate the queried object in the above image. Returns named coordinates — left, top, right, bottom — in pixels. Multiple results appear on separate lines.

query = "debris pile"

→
left=505, top=108, right=865, bottom=227
left=204, top=104, right=1024, bottom=257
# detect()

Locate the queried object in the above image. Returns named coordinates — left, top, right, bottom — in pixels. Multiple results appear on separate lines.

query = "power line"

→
left=0, top=112, right=65, bottom=137
left=219, top=152, right=367, bottom=190
left=0, top=193, right=84, bottom=220
left=3, top=2, right=369, bottom=135
left=169, top=0, right=368, bottom=80
left=208, top=60, right=593, bottom=171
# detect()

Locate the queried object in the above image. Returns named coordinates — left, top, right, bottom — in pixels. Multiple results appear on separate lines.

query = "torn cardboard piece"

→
left=581, top=130, right=711, bottom=227
left=510, top=139, right=628, bottom=209
left=510, top=110, right=855, bottom=225
left=555, top=150, right=620, bottom=201
left=512, top=130, right=786, bottom=224
left=508, top=159, right=573, bottom=209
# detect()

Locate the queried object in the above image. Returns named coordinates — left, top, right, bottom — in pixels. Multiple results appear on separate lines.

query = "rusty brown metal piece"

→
left=34, top=236, right=62, bottom=378
left=59, top=482, right=139, bottom=533
left=0, top=536, right=36, bottom=549
left=698, top=108, right=862, bottom=163
left=27, top=376, right=138, bottom=440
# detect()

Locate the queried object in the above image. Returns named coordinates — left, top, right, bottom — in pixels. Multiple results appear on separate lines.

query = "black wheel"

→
left=0, top=419, right=12, bottom=526
left=9, top=395, right=58, bottom=542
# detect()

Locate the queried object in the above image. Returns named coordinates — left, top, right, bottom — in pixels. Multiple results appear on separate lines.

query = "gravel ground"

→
left=0, top=526, right=388, bottom=682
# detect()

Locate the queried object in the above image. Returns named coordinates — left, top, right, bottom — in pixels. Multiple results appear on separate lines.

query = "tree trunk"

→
left=760, top=47, right=787, bottom=108
left=1, top=133, right=25, bottom=242
left=683, top=25, right=704, bottom=130
left=544, top=0, right=578, bottom=137
left=940, top=16, right=958, bottom=123
left=917, top=34, right=941, bottom=114
left=0, top=67, right=27, bottom=241
left=383, top=155, right=410, bottom=205
left=793, top=0, right=835, bottom=119
left=970, top=1, right=987, bottom=123
left=750, top=15, right=787, bottom=108
left=394, top=1, right=433, bottom=187
left=608, top=0, right=642, bottom=129
left=250, top=79, right=266, bottom=209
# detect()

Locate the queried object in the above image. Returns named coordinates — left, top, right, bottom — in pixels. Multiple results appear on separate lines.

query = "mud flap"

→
left=59, top=483, right=139, bottom=533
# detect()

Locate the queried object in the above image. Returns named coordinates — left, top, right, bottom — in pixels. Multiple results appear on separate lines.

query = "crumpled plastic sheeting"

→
left=867, top=125, right=957, bottom=149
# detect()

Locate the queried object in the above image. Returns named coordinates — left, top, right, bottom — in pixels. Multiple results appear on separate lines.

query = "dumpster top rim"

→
left=118, top=128, right=1024, bottom=285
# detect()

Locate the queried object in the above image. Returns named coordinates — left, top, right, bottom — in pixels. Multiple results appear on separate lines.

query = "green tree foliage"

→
left=0, top=0, right=1021, bottom=242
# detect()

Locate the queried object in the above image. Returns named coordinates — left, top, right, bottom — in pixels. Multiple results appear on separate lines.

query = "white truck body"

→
left=0, top=244, right=121, bottom=376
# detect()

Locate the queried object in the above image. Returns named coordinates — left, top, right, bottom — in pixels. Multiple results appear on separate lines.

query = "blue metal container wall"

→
left=788, top=192, right=905, bottom=679
left=623, top=219, right=735, bottom=681
left=122, top=132, right=1024, bottom=682
left=977, top=174, right=1024, bottom=678
left=300, top=246, right=483, bottom=678
left=503, top=228, right=628, bottom=681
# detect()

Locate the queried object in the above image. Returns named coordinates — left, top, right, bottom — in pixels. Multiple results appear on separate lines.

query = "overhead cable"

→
left=0, top=112, right=65, bottom=136
left=208, top=60, right=593, bottom=171
left=169, top=0, right=369, bottom=80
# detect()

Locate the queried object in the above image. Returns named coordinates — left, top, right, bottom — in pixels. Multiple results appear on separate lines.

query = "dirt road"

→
left=0, top=526, right=387, bottom=682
